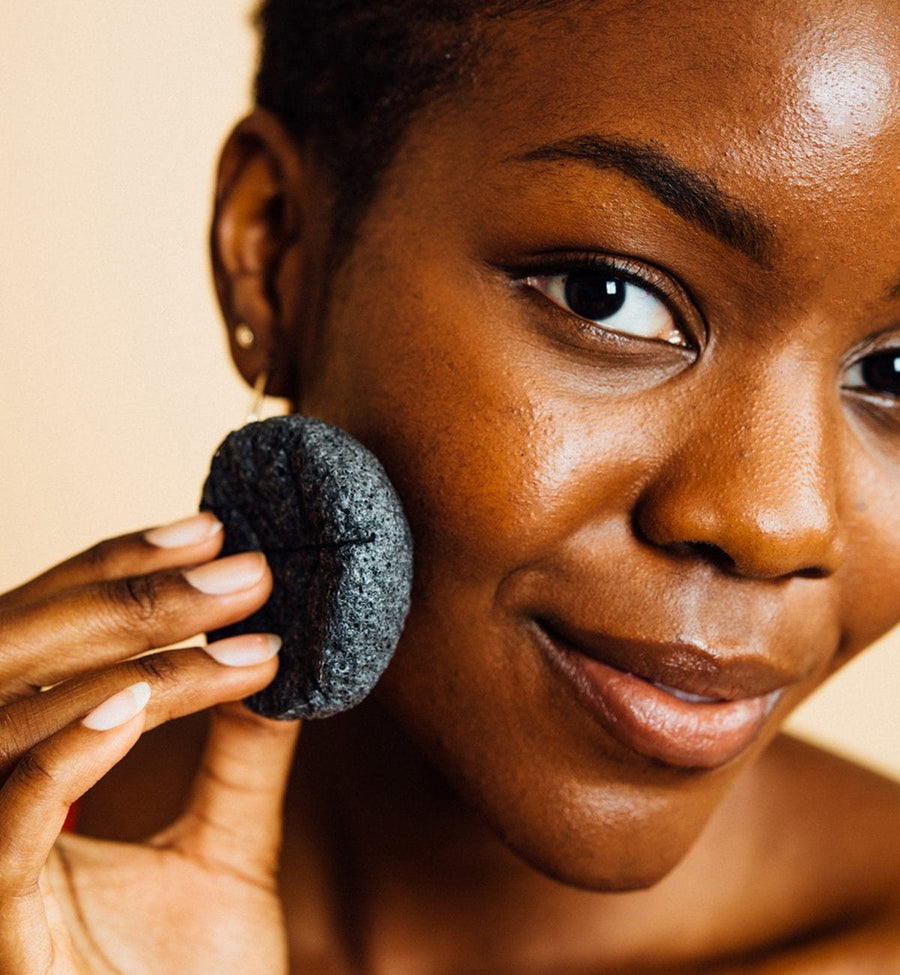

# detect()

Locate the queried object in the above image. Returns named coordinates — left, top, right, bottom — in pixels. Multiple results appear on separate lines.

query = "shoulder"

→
left=741, top=734, right=900, bottom=911
left=698, top=734, right=900, bottom=971
left=750, top=733, right=900, bottom=884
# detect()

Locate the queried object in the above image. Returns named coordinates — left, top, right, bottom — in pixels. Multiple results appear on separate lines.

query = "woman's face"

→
left=292, top=0, right=900, bottom=887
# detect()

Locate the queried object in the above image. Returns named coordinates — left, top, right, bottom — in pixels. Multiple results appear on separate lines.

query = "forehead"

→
left=382, top=0, right=900, bottom=304
left=474, top=0, right=900, bottom=147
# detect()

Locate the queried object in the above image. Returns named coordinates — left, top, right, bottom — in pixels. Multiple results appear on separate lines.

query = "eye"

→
left=525, top=266, right=688, bottom=347
left=844, top=350, right=900, bottom=399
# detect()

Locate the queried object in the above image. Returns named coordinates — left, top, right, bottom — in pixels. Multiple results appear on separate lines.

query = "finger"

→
left=0, top=512, right=224, bottom=613
left=0, top=635, right=282, bottom=777
left=0, top=551, right=272, bottom=697
left=166, top=702, right=300, bottom=882
left=0, top=683, right=149, bottom=966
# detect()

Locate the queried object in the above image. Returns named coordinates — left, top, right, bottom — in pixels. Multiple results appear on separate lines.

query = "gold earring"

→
left=234, top=322, right=256, bottom=350
left=245, top=368, right=269, bottom=424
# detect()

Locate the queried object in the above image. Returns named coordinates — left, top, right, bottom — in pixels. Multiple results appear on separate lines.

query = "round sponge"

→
left=200, top=415, right=413, bottom=719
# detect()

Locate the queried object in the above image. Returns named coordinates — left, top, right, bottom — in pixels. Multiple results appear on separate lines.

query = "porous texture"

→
left=200, top=415, right=413, bottom=719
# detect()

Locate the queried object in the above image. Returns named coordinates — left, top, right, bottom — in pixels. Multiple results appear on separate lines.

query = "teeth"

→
left=652, top=681, right=721, bottom=704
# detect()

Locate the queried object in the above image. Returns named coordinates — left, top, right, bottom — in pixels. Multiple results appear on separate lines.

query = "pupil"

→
left=564, top=271, right=626, bottom=321
left=862, top=353, right=900, bottom=396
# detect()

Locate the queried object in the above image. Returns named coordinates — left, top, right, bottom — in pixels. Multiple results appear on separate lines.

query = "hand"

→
left=0, top=514, right=301, bottom=973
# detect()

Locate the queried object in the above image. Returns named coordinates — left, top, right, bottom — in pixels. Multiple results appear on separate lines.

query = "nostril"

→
left=669, top=542, right=828, bottom=579
left=632, top=483, right=843, bottom=580
left=670, top=540, right=737, bottom=573
left=796, top=565, right=828, bottom=580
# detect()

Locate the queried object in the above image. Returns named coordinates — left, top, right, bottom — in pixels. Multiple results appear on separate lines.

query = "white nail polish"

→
left=144, top=513, right=222, bottom=549
left=182, top=552, right=267, bottom=595
left=82, top=682, right=151, bottom=731
left=205, top=633, right=282, bottom=666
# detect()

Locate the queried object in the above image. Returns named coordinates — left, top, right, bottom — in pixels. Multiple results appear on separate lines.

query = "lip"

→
left=532, top=620, right=788, bottom=769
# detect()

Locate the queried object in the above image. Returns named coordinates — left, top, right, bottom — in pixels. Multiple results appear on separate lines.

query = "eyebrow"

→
left=515, top=134, right=777, bottom=268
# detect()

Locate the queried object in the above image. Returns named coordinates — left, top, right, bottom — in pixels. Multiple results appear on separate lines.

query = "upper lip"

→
left=535, top=616, right=803, bottom=701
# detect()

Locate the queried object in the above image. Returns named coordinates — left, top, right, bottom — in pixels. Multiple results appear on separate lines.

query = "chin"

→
left=375, top=610, right=742, bottom=895
left=508, top=826, right=698, bottom=893
left=409, top=715, right=725, bottom=894
left=474, top=782, right=713, bottom=893
left=514, top=849, right=684, bottom=894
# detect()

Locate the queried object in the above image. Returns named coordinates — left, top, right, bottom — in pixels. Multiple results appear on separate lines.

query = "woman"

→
left=2, top=0, right=899, bottom=970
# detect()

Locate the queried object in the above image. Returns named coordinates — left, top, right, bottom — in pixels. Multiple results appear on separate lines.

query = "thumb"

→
left=168, top=701, right=301, bottom=881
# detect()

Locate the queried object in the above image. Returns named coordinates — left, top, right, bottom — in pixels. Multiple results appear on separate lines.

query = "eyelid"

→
left=509, top=252, right=704, bottom=350
left=844, top=330, right=900, bottom=361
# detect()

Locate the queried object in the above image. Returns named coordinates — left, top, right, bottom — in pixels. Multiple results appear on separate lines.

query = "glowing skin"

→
left=288, top=0, right=900, bottom=891
left=81, top=0, right=900, bottom=969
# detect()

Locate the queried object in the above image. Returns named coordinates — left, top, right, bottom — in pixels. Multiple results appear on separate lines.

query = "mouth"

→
left=532, top=618, right=789, bottom=770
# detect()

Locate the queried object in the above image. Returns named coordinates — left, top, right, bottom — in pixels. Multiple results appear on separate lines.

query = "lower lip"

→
left=535, top=628, right=782, bottom=769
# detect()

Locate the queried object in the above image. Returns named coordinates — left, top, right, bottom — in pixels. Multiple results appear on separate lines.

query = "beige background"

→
left=2, top=2, right=897, bottom=778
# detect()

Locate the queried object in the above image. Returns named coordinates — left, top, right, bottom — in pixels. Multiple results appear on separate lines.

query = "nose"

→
left=634, top=358, right=845, bottom=580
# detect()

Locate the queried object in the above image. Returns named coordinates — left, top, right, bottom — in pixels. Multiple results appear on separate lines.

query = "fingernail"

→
left=182, top=551, right=267, bottom=595
left=205, top=633, right=282, bottom=666
left=83, top=682, right=151, bottom=731
left=144, top=512, right=223, bottom=549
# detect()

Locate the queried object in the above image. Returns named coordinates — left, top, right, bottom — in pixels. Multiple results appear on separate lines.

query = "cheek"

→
left=298, top=253, right=736, bottom=886
left=305, top=260, right=647, bottom=588
left=834, top=460, right=900, bottom=663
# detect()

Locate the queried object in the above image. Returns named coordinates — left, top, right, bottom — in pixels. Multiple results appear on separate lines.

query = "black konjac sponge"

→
left=200, top=415, right=413, bottom=719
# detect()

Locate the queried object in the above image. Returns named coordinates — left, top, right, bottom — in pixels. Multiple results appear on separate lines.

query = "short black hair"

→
left=254, top=0, right=564, bottom=252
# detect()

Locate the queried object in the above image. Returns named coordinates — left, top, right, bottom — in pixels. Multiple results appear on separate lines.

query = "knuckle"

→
left=13, top=750, right=56, bottom=791
left=132, top=651, right=179, bottom=687
left=122, top=575, right=160, bottom=620
left=81, top=537, right=124, bottom=579
left=0, top=874, right=42, bottom=908
left=0, top=709, right=27, bottom=772
left=105, top=573, right=165, bottom=625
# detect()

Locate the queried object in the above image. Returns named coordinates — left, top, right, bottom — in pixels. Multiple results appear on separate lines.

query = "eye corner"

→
left=662, top=329, right=693, bottom=351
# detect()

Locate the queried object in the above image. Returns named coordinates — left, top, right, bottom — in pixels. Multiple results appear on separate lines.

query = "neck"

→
left=278, top=697, right=713, bottom=974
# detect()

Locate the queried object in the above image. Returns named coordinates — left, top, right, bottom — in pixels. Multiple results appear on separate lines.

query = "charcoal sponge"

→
left=200, top=415, right=413, bottom=719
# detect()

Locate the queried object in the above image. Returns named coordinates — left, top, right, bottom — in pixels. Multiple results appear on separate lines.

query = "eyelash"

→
left=511, top=252, right=700, bottom=349
left=506, top=253, right=900, bottom=409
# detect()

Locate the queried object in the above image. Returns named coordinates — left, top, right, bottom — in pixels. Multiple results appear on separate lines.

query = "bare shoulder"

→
left=752, top=733, right=900, bottom=882
left=696, top=734, right=900, bottom=971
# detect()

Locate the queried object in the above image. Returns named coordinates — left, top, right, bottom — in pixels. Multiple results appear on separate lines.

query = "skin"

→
left=2, top=0, right=900, bottom=971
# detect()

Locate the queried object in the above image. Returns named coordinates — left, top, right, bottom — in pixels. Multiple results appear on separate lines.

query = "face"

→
left=286, top=0, right=900, bottom=888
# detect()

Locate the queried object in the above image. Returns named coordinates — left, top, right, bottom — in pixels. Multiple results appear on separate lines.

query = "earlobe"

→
left=210, top=110, right=314, bottom=399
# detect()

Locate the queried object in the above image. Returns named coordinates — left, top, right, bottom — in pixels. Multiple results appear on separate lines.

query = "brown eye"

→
left=844, top=351, right=900, bottom=398
left=526, top=269, right=687, bottom=347
left=564, top=270, right=626, bottom=320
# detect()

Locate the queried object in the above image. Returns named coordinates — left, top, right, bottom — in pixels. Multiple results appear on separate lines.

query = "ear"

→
left=210, top=109, right=332, bottom=399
